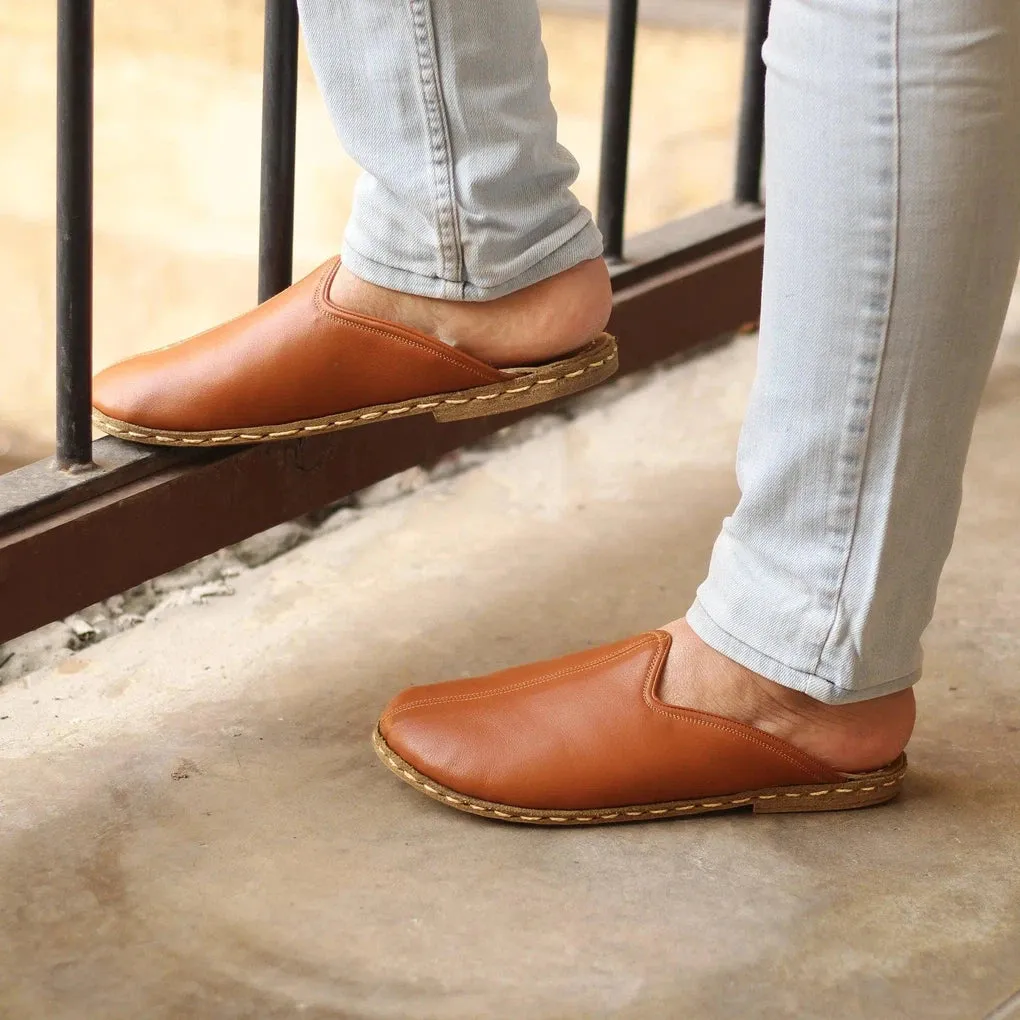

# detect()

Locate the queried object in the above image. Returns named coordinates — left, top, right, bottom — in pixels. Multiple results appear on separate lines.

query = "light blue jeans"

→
left=298, top=0, right=1020, bottom=705
left=297, top=0, right=604, bottom=299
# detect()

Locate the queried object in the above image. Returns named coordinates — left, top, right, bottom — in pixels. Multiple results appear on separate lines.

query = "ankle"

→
left=328, top=258, right=612, bottom=368
left=741, top=669, right=916, bottom=773
left=658, top=619, right=915, bottom=772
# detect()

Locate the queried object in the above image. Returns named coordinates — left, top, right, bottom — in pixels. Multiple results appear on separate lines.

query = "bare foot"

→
left=657, top=619, right=915, bottom=772
left=327, top=258, right=612, bottom=368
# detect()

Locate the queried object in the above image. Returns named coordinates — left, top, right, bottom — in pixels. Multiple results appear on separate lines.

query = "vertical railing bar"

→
left=258, top=0, right=300, bottom=304
left=734, top=0, right=770, bottom=205
left=596, top=0, right=639, bottom=264
left=55, top=0, right=95, bottom=470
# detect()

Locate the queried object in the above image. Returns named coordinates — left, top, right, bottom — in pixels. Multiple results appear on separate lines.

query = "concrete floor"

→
left=2, top=334, right=1020, bottom=1019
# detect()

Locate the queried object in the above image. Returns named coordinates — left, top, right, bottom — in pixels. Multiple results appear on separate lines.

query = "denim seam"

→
left=408, top=0, right=464, bottom=290
left=812, top=1, right=903, bottom=679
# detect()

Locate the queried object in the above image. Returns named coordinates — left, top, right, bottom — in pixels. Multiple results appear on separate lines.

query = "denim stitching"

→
left=813, top=1, right=902, bottom=678
left=408, top=0, right=464, bottom=290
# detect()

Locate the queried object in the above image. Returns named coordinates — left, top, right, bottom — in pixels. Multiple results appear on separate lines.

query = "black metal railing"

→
left=258, top=0, right=300, bottom=305
left=0, top=0, right=769, bottom=645
left=55, top=0, right=95, bottom=470
left=596, top=0, right=639, bottom=262
left=599, top=0, right=770, bottom=255
left=735, top=0, right=771, bottom=204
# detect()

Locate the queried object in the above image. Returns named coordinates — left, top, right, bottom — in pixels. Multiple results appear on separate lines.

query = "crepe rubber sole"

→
left=92, top=334, right=618, bottom=448
left=372, top=727, right=908, bottom=826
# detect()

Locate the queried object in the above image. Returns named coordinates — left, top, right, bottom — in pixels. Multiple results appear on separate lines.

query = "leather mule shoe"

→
left=92, top=257, right=617, bottom=448
left=374, top=631, right=908, bottom=826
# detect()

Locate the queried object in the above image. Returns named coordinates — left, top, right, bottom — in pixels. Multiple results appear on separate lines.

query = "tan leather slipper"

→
left=92, top=256, right=617, bottom=448
left=374, top=631, right=908, bottom=826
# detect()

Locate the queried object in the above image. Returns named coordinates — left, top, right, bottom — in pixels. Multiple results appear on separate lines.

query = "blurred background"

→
left=0, top=0, right=745, bottom=472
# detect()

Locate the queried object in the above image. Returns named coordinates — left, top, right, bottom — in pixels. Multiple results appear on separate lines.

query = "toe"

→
left=93, top=353, right=171, bottom=428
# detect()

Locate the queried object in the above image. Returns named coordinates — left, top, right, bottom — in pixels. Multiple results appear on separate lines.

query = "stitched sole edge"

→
left=92, top=334, right=618, bottom=448
left=372, top=728, right=908, bottom=826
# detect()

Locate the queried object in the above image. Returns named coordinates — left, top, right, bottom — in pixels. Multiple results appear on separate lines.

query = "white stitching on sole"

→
left=97, top=349, right=618, bottom=445
left=372, top=731, right=906, bottom=823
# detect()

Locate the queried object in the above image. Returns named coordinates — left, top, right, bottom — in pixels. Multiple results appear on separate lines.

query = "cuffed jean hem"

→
left=685, top=598, right=922, bottom=706
left=340, top=214, right=604, bottom=302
